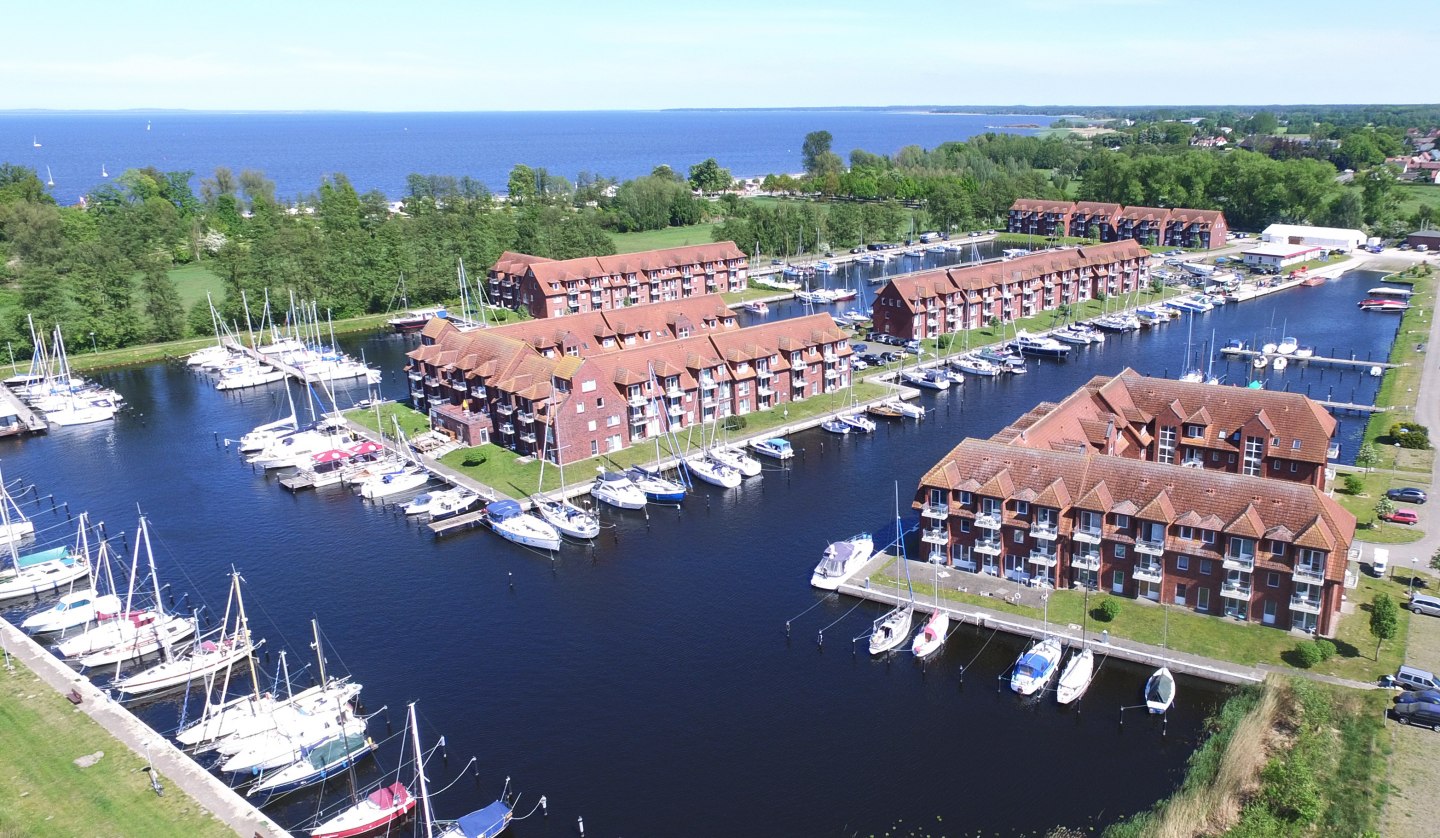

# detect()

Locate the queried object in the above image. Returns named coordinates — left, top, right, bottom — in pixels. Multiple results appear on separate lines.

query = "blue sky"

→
left=2, top=0, right=1433, bottom=110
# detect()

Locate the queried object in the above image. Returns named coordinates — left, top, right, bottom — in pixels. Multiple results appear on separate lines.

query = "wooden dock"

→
left=0, top=385, right=48, bottom=435
left=1219, top=348, right=1400, bottom=370
left=1316, top=400, right=1388, bottom=414
left=428, top=509, right=488, bottom=537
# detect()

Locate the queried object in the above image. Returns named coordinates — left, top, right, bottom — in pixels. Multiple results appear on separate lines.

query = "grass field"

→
left=1397, top=182, right=1440, bottom=218
left=0, top=660, right=233, bottom=837
left=609, top=223, right=721, bottom=253
left=165, top=263, right=226, bottom=312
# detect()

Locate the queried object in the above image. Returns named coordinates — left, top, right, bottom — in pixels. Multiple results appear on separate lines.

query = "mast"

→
left=409, top=702, right=436, bottom=837
left=311, top=618, right=328, bottom=687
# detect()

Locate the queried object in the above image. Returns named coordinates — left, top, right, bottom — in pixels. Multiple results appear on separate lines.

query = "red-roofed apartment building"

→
left=911, top=372, right=1353, bottom=636
left=404, top=294, right=851, bottom=464
left=1007, top=200, right=1229, bottom=249
left=869, top=241, right=1150, bottom=340
left=488, top=242, right=748, bottom=319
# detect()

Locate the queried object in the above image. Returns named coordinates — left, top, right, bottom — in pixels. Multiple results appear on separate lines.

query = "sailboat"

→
left=354, top=418, right=429, bottom=499
left=532, top=417, right=600, bottom=540
left=101, top=163, right=108, bottom=178
left=0, top=473, right=90, bottom=603
left=481, top=500, right=562, bottom=552
left=45, top=166, right=53, bottom=187
left=1009, top=636, right=1062, bottom=696
left=175, top=619, right=361, bottom=752
left=111, top=570, right=261, bottom=698
left=58, top=515, right=196, bottom=668
left=910, top=560, right=949, bottom=659
left=406, top=703, right=515, bottom=838
left=1055, top=644, right=1095, bottom=705
left=1145, top=666, right=1176, bottom=714
left=247, top=729, right=376, bottom=799
left=32, top=136, right=40, bottom=148
left=868, top=487, right=914, bottom=656
left=0, top=475, right=36, bottom=544
left=309, top=706, right=419, bottom=838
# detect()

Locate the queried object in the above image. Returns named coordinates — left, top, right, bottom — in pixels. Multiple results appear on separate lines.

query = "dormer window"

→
left=1185, top=424, right=1204, bottom=439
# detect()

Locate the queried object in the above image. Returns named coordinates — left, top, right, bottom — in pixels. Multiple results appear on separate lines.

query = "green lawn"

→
left=165, top=263, right=226, bottom=312
left=1397, top=182, right=1440, bottom=218
left=1332, top=470, right=1428, bottom=543
left=0, top=660, right=234, bottom=837
left=878, top=569, right=1409, bottom=683
left=609, top=223, right=721, bottom=254
left=1361, top=266, right=1434, bottom=474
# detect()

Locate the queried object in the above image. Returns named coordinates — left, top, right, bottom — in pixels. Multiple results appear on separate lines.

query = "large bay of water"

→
left=0, top=269, right=1400, bottom=836
left=2, top=110, right=1057, bottom=206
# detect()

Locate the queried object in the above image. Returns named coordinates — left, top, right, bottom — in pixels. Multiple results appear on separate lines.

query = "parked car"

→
left=850, top=358, right=869, bottom=371
left=1382, top=509, right=1420, bottom=525
left=1409, top=594, right=1440, bottom=618
left=879, top=351, right=904, bottom=364
left=1394, top=688, right=1440, bottom=704
left=1393, top=665, right=1440, bottom=691
left=1387, top=487, right=1428, bottom=504
left=1392, top=701, right=1440, bottom=730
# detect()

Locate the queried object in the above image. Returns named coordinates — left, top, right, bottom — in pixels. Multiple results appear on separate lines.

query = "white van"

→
left=1372, top=548, right=1390, bottom=577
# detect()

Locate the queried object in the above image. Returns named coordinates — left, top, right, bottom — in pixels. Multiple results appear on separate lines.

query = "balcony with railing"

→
left=974, top=512, right=1002, bottom=530
left=665, top=384, right=684, bottom=399
left=1133, top=562, right=1163, bottom=583
left=499, top=423, right=515, bottom=435
left=973, top=538, right=1003, bottom=556
left=450, top=379, right=468, bottom=392
left=667, top=403, right=684, bottom=418
left=1072, top=526, right=1102, bottom=545
left=1135, top=538, right=1166, bottom=557
left=519, top=432, right=537, bottom=444
left=1223, top=552, right=1255, bottom=572
left=1027, top=549, right=1058, bottom=568
left=756, top=367, right=772, bottom=379
left=495, top=403, right=515, bottom=416
left=1030, top=522, right=1058, bottom=541
left=1327, top=443, right=1340, bottom=460
left=921, top=527, right=949, bottom=546
left=627, top=392, right=647, bottom=408
left=1290, top=594, right=1323, bottom=614
left=921, top=503, right=949, bottom=520
left=516, top=410, right=535, bottom=424
left=407, top=369, right=424, bottom=382
left=423, top=376, right=440, bottom=388
left=792, top=373, right=807, bottom=387
left=1221, top=580, right=1252, bottom=600
left=1293, top=563, right=1325, bottom=583
left=1071, top=550, right=1101, bottom=571
left=757, top=384, right=773, bottom=396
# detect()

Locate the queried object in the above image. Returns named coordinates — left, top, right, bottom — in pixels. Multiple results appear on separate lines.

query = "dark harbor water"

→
left=2, top=110, right=1058, bottom=206
left=0, top=268, right=1399, bottom=836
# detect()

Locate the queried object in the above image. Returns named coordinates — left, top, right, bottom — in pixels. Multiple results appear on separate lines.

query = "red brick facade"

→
left=1007, top=200, right=1229, bottom=249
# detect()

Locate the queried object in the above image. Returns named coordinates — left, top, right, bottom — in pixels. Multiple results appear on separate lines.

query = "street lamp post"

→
left=1410, top=555, right=1420, bottom=598
left=88, top=332, right=96, bottom=354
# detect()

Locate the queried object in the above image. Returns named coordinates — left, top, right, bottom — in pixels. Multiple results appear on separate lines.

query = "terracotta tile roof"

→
left=1168, top=209, right=1225, bottom=225
left=919, top=438, right=1354, bottom=552
left=1072, top=202, right=1122, bottom=216
left=1010, top=199, right=1076, bottom=214
left=1118, top=206, right=1170, bottom=223
left=491, top=251, right=554, bottom=275
left=487, top=294, right=737, bottom=350
left=876, top=241, right=1149, bottom=310
left=506, top=243, right=745, bottom=294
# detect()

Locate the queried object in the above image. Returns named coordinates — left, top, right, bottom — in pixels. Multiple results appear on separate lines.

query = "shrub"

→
left=461, top=453, right=487, bottom=467
left=1313, top=638, right=1337, bottom=661
left=721, top=416, right=747, bottom=432
left=1292, top=640, right=1325, bottom=668
left=1094, top=598, right=1121, bottom=622
left=1342, top=474, right=1364, bottom=494
left=1388, top=422, right=1431, bottom=450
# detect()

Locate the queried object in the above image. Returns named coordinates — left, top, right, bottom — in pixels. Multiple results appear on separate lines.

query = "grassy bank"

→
left=1360, top=264, right=1435, bottom=475
left=1103, top=678, right=1388, bottom=837
left=0, top=658, right=233, bottom=837
left=610, top=223, right=722, bottom=253
left=880, top=570, right=1409, bottom=682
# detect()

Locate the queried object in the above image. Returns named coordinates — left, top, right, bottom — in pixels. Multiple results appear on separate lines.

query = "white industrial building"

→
left=1260, top=224, right=1367, bottom=252
left=1242, top=243, right=1324, bottom=269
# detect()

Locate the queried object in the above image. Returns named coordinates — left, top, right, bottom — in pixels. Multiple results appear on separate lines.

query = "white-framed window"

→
left=1267, top=572, right=1280, bottom=588
left=581, top=379, right=597, bottom=393
left=1179, top=526, right=1193, bottom=541
left=1013, top=529, right=1024, bottom=544
left=590, top=440, right=599, bottom=455
left=1177, top=555, right=1190, bottom=571
left=1115, top=514, right=1130, bottom=530
left=1015, top=500, right=1030, bottom=516
left=1201, top=529, right=1216, bottom=545
left=1114, top=544, right=1127, bottom=558
left=1200, top=559, right=1212, bottom=575
left=586, top=420, right=596, bottom=432
left=576, top=402, right=585, bottom=414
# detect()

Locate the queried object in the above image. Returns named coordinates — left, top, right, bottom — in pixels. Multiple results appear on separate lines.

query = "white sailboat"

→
left=111, top=571, right=261, bottom=698
left=176, top=619, right=361, bottom=752
left=354, top=418, right=428, bottom=499
left=309, top=707, right=418, bottom=838
left=590, top=469, right=647, bottom=510
left=101, top=163, right=108, bottom=178
left=0, top=484, right=91, bottom=603
left=481, top=500, right=562, bottom=552
left=20, top=535, right=119, bottom=635
left=1055, top=646, right=1095, bottom=705
left=45, top=166, right=53, bottom=187
left=869, top=487, right=914, bottom=656
left=532, top=418, right=600, bottom=540
left=1145, top=666, right=1176, bottom=714
left=1010, top=636, right=1063, bottom=696
left=0, top=475, right=35, bottom=545
left=58, top=515, right=195, bottom=668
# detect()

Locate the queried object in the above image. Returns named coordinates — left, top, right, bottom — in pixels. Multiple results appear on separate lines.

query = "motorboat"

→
left=838, top=412, right=877, bottom=434
left=21, top=590, right=121, bottom=635
left=386, top=306, right=445, bottom=333
left=1369, top=365, right=1384, bottom=377
left=248, top=732, right=376, bottom=798
left=1276, top=336, right=1298, bottom=355
left=590, top=470, right=647, bottom=509
left=1009, top=636, right=1062, bottom=696
left=867, top=602, right=914, bottom=655
left=810, top=533, right=874, bottom=590
left=708, top=445, right=763, bottom=477
left=750, top=438, right=794, bottom=460
left=950, top=355, right=1002, bottom=377
left=1358, top=298, right=1409, bottom=312
left=1220, top=339, right=1247, bottom=355
left=1252, top=355, right=1269, bottom=369
left=742, top=301, right=769, bottom=315
left=1053, top=324, right=1103, bottom=345
left=1055, top=647, right=1095, bottom=705
left=911, top=609, right=949, bottom=660
left=1367, top=286, right=1413, bottom=297
left=625, top=465, right=688, bottom=504
left=532, top=494, right=601, bottom=540
left=884, top=398, right=926, bottom=420
left=311, top=782, right=416, bottom=838
left=355, top=464, right=429, bottom=499
left=1091, top=313, right=1139, bottom=333
left=1010, top=332, right=1070, bottom=358
left=1145, top=666, right=1176, bottom=714
left=683, top=455, right=742, bottom=489
left=1294, top=345, right=1315, bottom=359
left=1272, top=356, right=1288, bottom=371
left=820, top=418, right=851, bottom=434
left=482, top=500, right=561, bottom=551
left=900, top=368, right=951, bottom=390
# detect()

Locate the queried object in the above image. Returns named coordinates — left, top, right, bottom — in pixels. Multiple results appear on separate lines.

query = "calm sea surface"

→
left=0, top=268, right=1400, bottom=836
left=1, top=110, right=1058, bottom=206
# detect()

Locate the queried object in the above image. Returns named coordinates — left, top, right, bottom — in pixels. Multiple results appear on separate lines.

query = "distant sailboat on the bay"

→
left=146, top=120, right=151, bottom=132
left=101, top=163, right=108, bottom=178
left=32, top=136, right=41, bottom=148
left=45, top=166, right=53, bottom=187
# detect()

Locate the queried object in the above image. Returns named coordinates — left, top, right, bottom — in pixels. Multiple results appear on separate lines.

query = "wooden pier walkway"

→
left=1316, top=400, right=1388, bottom=414
left=1219, top=347, right=1401, bottom=370
left=0, top=384, right=49, bottom=435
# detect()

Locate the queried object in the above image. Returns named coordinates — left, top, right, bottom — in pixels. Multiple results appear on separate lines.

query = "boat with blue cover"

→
left=482, top=501, right=561, bottom=551
left=437, top=800, right=513, bottom=838
left=1010, top=636, right=1062, bottom=696
left=248, top=732, right=376, bottom=798
left=750, top=438, right=794, bottom=460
